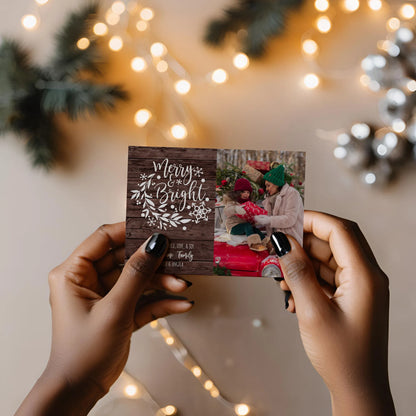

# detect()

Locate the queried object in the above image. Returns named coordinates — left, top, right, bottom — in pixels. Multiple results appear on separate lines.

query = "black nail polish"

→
left=284, top=291, right=291, bottom=310
left=189, top=300, right=195, bottom=305
left=145, top=233, right=167, bottom=257
left=273, top=276, right=284, bottom=282
left=184, top=279, right=193, bottom=287
left=271, top=232, right=291, bottom=257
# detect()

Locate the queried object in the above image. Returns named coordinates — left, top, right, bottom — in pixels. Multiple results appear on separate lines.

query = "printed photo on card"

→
left=126, top=146, right=305, bottom=278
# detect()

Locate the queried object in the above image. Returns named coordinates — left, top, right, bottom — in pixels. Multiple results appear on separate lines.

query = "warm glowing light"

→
left=134, top=109, right=152, bottom=127
left=191, top=366, right=202, bottom=377
left=35, top=0, right=49, bottom=5
left=156, top=60, right=169, bottom=72
left=360, top=74, right=371, bottom=87
left=124, top=384, right=138, bottom=397
left=316, top=16, right=332, bottom=33
left=368, top=0, right=382, bottom=11
left=407, top=79, right=416, bottom=92
left=210, top=388, right=220, bottom=398
left=386, top=17, right=401, bottom=32
left=314, top=0, right=329, bottom=12
left=165, top=336, right=175, bottom=345
left=131, top=57, right=147, bottom=72
left=150, top=42, right=167, bottom=57
left=175, top=80, right=191, bottom=95
left=21, top=15, right=38, bottom=30
left=233, top=53, right=250, bottom=70
left=160, top=329, right=170, bottom=338
left=111, top=1, right=126, bottom=15
left=140, top=7, right=155, bottom=21
left=93, top=22, right=108, bottom=36
left=109, top=36, right=123, bottom=51
left=303, top=73, right=320, bottom=89
left=77, top=38, right=90, bottom=50
left=106, top=11, right=120, bottom=25
left=302, top=39, right=318, bottom=55
left=150, top=320, right=158, bottom=328
left=399, top=4, right=415, bottom=19
left=364, top=172, right=376, bottom=184
left=343, top=0, right=360, bottom=12
left=392, top=118, right=406, bottom=133
left=136, top=20, right=148, bottom=31
left=204, top=380, right=214, bottom=390
left=162, top=405, right=177, bottom=415
left=170, top=124, right=188, bottom=139
left=234, top=403, right=251, bottom=416
left=211, top=69, right=228, bottom=84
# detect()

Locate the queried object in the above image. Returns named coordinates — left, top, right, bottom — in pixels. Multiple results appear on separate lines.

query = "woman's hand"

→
left=274, top=211, right=395, bottom=416
left=16, top=223, right=193, bottom=416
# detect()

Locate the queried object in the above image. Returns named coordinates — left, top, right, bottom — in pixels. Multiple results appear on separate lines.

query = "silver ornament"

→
left=372, top=127, right=411, bottom=163
left=378, top=88, right=414, bottom=126
left=360, top=159, right=394, bottom=187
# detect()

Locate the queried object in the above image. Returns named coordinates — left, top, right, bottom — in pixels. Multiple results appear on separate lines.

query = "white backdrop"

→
left=1, top=1, right=415, bottom=415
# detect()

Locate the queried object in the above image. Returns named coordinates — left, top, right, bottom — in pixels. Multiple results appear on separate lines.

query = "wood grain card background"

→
left=126, top=146, right=217, bottom=274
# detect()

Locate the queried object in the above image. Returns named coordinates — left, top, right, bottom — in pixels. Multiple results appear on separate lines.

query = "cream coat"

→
left=262, top=183, right=304, bottom=246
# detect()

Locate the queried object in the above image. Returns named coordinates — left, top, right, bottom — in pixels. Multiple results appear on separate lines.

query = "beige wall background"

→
left=1, top=1, right=415, bottom=415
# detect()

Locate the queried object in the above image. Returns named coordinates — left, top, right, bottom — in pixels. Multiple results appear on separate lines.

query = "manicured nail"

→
left=271, top=232, right=291, bottom=257
left=189, top=300, right=195, bottom=305
left=145, top=233, right=167, bottom=257
left=273, top=276, right=284, bottom=282
left=182, top=278, right=193, bottom=287
left=284, top=291, right=291, bottom=310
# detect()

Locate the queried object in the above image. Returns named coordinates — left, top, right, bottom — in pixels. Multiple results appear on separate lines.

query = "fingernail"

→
left=181, top=278, right=193, bottom=287
left=273, top=277, right=284, bottom=282
left=145, top=233, right=167, bottom=257
left=284, top=291, right=291, bottom=310
left=271, top=232, right=291, bottom=257
left=189, top=300, right=195, bottom=305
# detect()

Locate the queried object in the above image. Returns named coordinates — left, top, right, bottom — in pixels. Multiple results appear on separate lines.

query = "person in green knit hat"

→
left=254, top=164, right=304, bottom=246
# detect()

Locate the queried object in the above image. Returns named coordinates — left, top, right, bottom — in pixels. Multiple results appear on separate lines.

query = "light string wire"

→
left=299, top=0, right=416, bottom=88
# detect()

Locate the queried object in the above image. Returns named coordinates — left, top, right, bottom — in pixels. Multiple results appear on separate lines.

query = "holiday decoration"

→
left=205, top=0, right=305, bottom=58
left=334, top=6, right=416, bottom=186
left=236, top=201, right=268, bottom=223
left=0, top=3, right=127, bottom=169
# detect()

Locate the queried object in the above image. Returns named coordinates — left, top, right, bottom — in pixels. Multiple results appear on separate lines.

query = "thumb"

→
left=106, top=233, right=168, bottom=314
left=271, top=232, right=328, bottom=316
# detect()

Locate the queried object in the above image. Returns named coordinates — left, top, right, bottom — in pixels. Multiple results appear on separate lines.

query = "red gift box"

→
left=236, top=201, right=268, bottom=223
left=246, top=160, right=270, bottom=172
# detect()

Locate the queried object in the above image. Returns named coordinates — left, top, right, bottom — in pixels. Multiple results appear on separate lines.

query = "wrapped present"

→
left=236, top=201, right=268, bottom=223
left=246, top=160, right=271, bottom=172
left=243, top=164, right=263, bottom=184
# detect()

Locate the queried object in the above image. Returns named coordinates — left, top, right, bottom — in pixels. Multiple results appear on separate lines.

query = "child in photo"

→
left=223, top=178, right=268, bottom=251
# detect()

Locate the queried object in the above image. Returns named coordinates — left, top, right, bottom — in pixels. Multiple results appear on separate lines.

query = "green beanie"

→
left=263, top=165, right=285, bottom=187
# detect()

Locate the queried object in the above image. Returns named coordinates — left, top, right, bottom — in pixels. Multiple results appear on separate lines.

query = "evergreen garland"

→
left=205, top=0, right=305, bottom=58
left=0, top=3, right=128, bottom=169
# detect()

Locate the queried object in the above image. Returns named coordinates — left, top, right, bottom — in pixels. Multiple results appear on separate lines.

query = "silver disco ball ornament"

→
left=360, top=159, right=394, bottom=187
left=372, top=127, right=411, bottom=163
left=361, top=54, right=407, bottom=91
left=378, top=88, right=414, bottom=125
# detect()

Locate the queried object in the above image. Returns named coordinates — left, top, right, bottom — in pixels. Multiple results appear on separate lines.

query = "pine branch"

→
left=49, top=2, right=102, bottom=79
left=204, top=0, right=305, bottom=58
left=40, top=81, right=128, bottom=119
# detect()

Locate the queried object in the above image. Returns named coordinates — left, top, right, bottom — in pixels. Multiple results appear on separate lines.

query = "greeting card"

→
left=126, top=146, right=305, bottom=278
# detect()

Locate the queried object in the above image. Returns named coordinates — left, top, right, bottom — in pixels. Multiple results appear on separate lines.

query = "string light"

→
left=109, top=35, right=123, bottom=51
left=134, top=109, right=152, bottom=127
left=156, top=60, right=169, bottom=72
left=303, top=73, right=320, bottom=89
left=386, top=17, right=401, bottom=32
left=342, top=0, right=360, bottom=13
left=150, top=318, right=253, bottom=413
left=111, top=1, right=126, bottom=15
left=170, top=123, right=188, bottom=139
left=77, top=37, right=90, bottom=50
left=136, top=20, right=148, bottom=31
left=235, top=403, right=251, bottom=416
left=131, top=57, right=147, bottom=72
left=21, top=15, right=38, bottom=30
left=316, top=16, right=332, bottom=33
left=399, top=3, right=415, bottom=19
left=35, top=0, right=49, bottom=4
left=105, top=10, right=120, bottom=25
left=175, top=79, right=191, bottom=95
left=233, top=53, right=250, bottom=70
left=302, top=39, right=318, bottom=55
left=93, top=22, right=108, bottom=36
left=368, top=0, right=382, bottom=11
left=314, top=0, right=329, bottom=12
left=150, top=42, right=167, bottom=58
left=211, top=68, right=228, bottom=84
left=140, top=7, right=155, bottom=21
left=124, top=384, right=140, bottom=397
left=162, top=405, right=178, bottom=415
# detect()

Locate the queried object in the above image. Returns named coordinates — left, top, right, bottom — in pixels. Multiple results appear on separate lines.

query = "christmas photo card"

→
left=126, top=147, right=305, bottom=278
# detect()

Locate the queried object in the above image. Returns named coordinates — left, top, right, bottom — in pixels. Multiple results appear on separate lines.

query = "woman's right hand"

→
left=274, top=211, right=395, bottom=416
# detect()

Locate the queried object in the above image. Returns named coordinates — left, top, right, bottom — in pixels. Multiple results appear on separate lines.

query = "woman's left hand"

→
left=16, top=223, right=193, bottom=416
